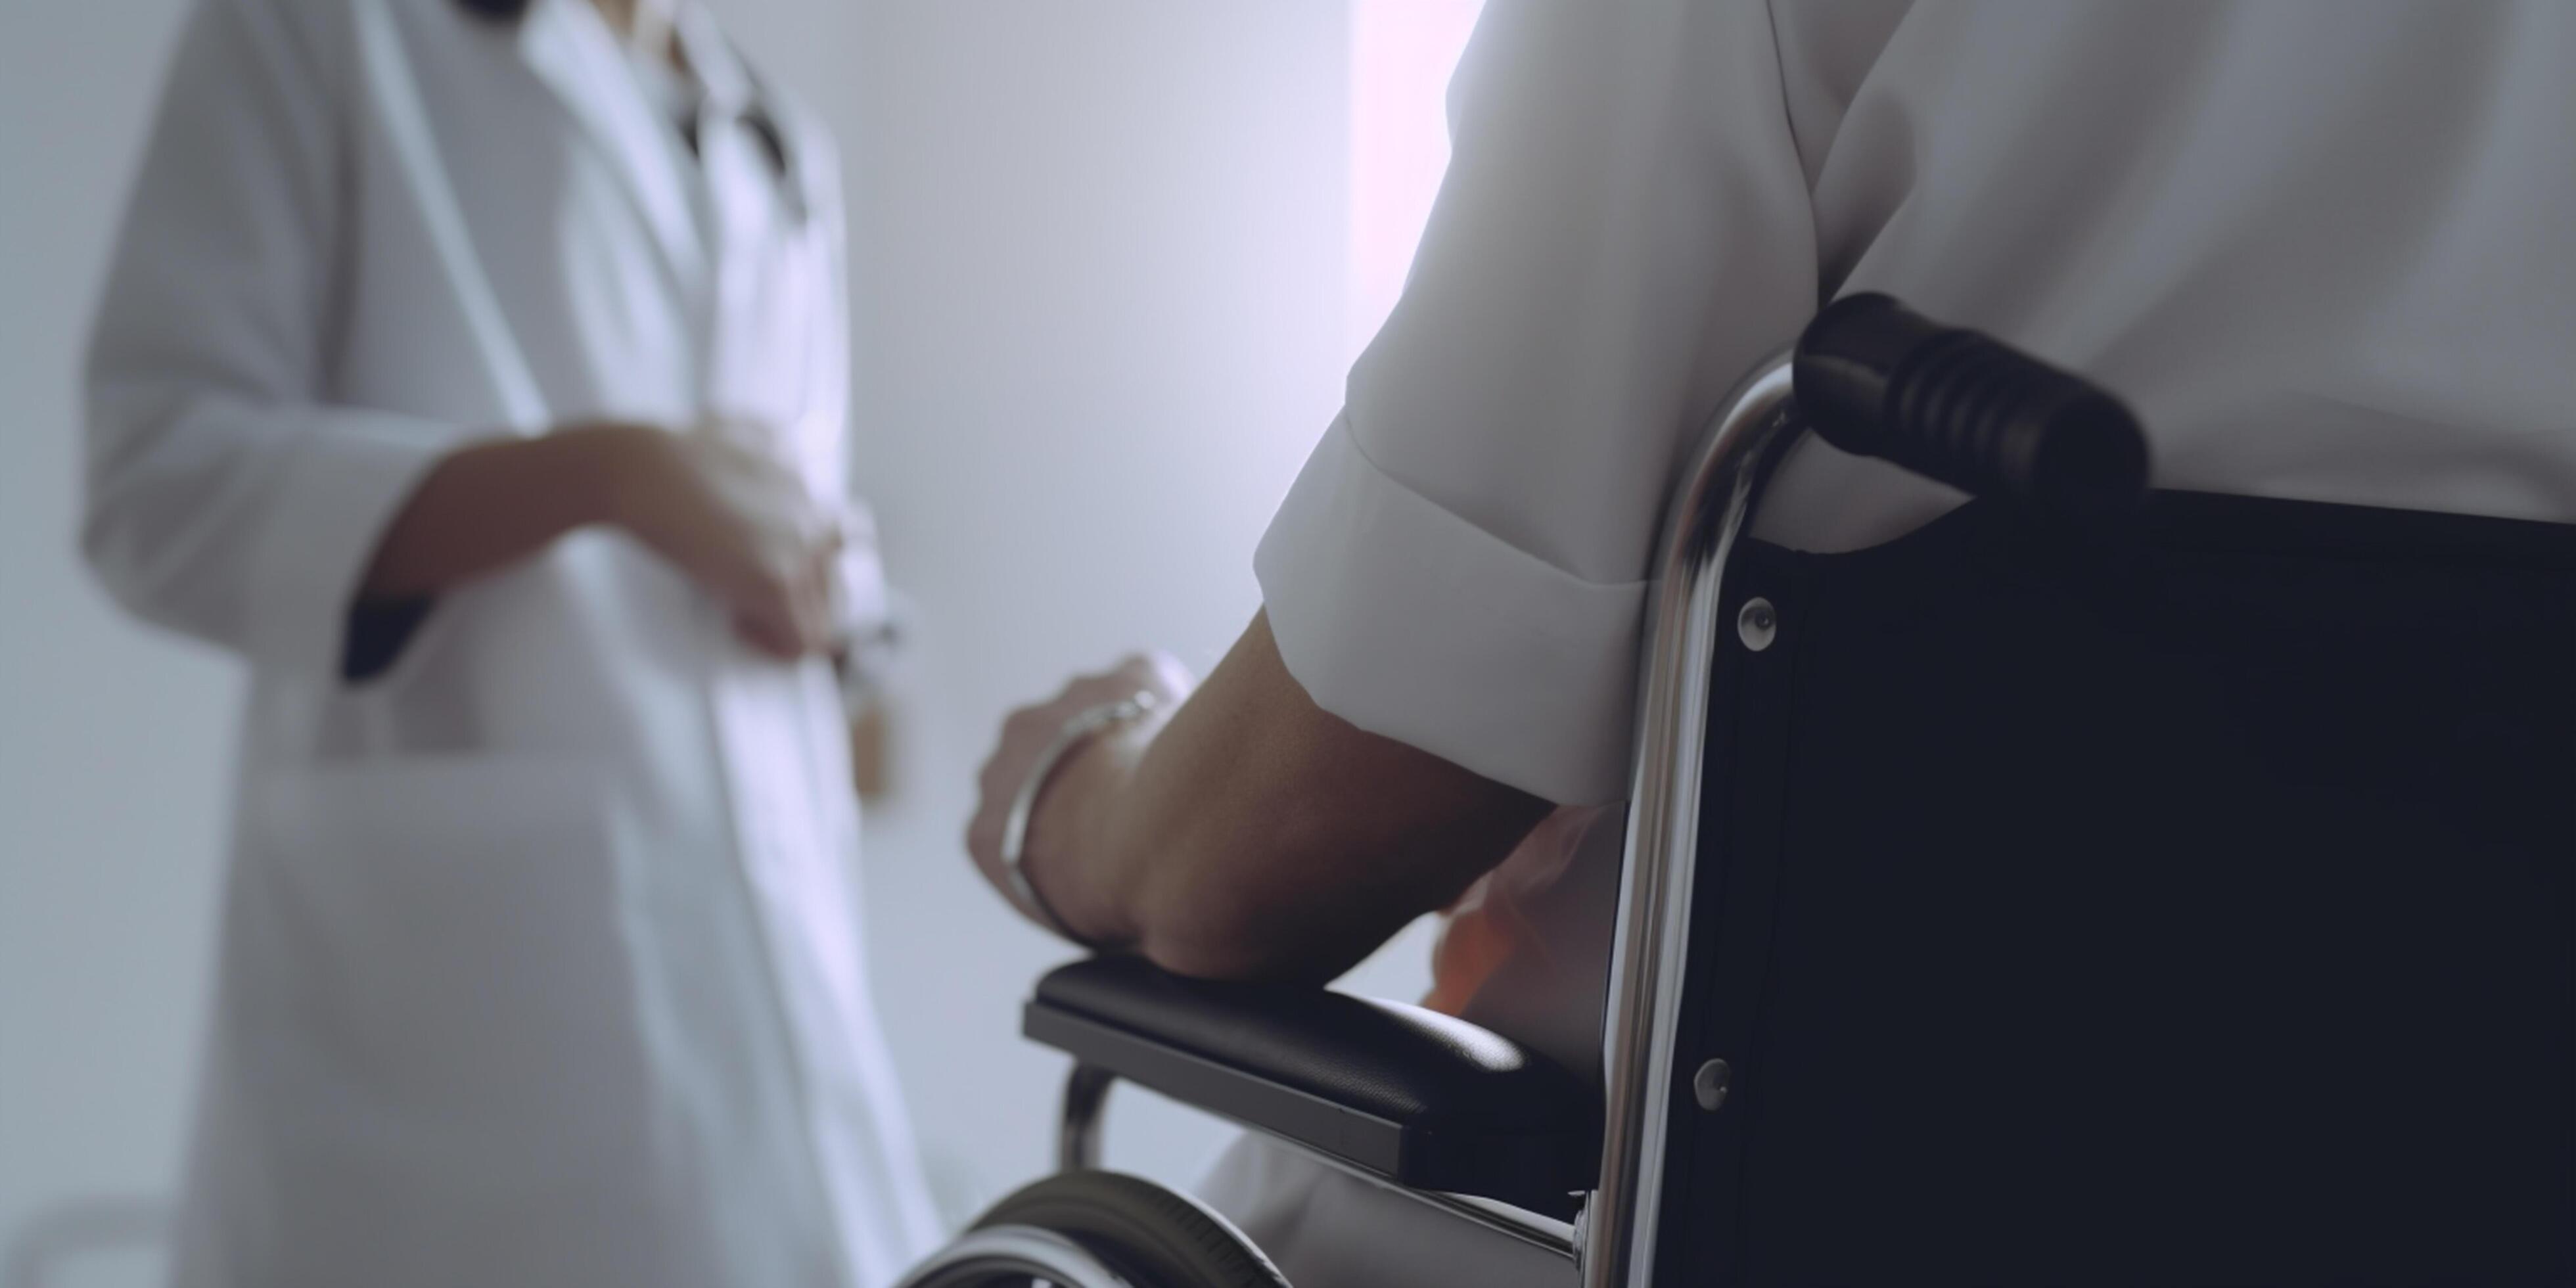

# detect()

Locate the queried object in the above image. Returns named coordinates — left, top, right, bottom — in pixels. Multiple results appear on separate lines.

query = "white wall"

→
left=1, top=0, right=1438, bottom=1278
left=784, top=0, right=1449, bottom=1217
left=1, top=2, right=235, bottom=1283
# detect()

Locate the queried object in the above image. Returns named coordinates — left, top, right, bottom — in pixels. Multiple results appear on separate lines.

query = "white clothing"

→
left=627, top=39, right=704, bottom=136
left=81, top=0, right=939, bottom=1284
left=1233, top=1, right=2576, bottom=1285
left=1261, top=0, right=2576, bottom=812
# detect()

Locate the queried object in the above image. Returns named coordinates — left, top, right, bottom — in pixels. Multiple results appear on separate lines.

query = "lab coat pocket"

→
left=250, top=755, right=654, bottom=1193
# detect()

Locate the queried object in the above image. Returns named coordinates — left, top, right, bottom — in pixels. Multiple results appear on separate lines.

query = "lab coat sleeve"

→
left=81, top=0, right=478, bottom=679
left=1255, top=0, right=1820, bottom=805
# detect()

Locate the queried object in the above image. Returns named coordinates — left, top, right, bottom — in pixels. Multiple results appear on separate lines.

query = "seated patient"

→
left=965, top=1, right=2576, bottom=1284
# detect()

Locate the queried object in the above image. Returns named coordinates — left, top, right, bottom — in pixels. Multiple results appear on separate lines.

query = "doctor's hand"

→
left=965, top=653, right=1195, bottom=942
left=589, top=421, right=846, bottom=659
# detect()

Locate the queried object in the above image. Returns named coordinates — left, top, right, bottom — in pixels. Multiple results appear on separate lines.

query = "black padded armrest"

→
left=1024, top=956, right=1601, bottom=1216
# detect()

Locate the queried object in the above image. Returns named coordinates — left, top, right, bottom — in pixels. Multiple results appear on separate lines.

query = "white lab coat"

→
left=81, top=0, right=940, bottom=1283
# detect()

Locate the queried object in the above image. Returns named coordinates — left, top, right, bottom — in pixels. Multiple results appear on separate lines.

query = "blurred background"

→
left=0, top=0, right=1482, bottom=1281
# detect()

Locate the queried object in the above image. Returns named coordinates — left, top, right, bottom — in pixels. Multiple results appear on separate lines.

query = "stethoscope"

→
left=457, top=0, right=804, bottom=222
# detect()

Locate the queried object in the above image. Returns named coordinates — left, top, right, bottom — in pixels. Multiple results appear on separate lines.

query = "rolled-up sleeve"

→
left=81, top=0, right=476, bottom=681
left=1256, top=0, right=1819, bottom=804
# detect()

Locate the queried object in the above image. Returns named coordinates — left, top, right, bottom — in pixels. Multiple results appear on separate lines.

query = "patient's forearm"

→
left=1038, top=614, right=1551, bottom=982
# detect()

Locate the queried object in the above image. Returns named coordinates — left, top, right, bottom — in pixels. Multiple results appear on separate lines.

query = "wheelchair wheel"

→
left=911, top=1170, right=1289, bottom=1288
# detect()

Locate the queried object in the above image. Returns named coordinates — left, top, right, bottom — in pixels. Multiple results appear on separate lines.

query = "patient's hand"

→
left=965, top=653, right=1195, bottom=938
left=963, top=615, right=1549, bottom=980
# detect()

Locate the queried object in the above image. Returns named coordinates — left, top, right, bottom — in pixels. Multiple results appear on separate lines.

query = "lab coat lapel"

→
left=513, top=0, right=704, bottom=301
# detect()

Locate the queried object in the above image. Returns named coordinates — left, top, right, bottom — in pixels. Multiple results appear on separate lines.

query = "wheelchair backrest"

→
left=1653, top=489, right=2576, bottom=1283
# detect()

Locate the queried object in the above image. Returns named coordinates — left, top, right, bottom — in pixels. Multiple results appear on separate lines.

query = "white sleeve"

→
left=1256, top=0, right=1820, bottom=804
left=81, top=0, right=475, bottom=680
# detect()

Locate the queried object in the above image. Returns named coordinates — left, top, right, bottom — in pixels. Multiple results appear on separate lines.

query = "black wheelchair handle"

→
left=1793, top=292, right=2150, bottom=518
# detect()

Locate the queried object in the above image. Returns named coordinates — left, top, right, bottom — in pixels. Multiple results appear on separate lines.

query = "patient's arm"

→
left=967, top=613, right=1552, bottom=982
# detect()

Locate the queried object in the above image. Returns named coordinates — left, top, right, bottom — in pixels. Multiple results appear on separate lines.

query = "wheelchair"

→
left=900, top=295, right=2576, bottom=1286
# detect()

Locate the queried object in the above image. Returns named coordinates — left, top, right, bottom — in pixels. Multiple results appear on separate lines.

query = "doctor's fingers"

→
left=693, top=413, right=794, bottom=457
left=727, top=538, right=842, bottom=659
left=793, top=538, right=842, bottom=650
left=686, top=422, right=835, bottom=519
left=733, top=610, right=801, bottom=660
left=727, top=569, right=810, bottom=658
left=730, top=595, right=833, bottom=660
left=696, top=417, right=837, bottom=512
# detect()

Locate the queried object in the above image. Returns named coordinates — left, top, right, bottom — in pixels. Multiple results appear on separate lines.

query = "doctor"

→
left=83, top=0, right=938, bottom=1283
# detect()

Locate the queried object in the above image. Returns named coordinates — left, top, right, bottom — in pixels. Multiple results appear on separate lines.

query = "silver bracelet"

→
left=1000, top=691, right=1159, bottom=948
